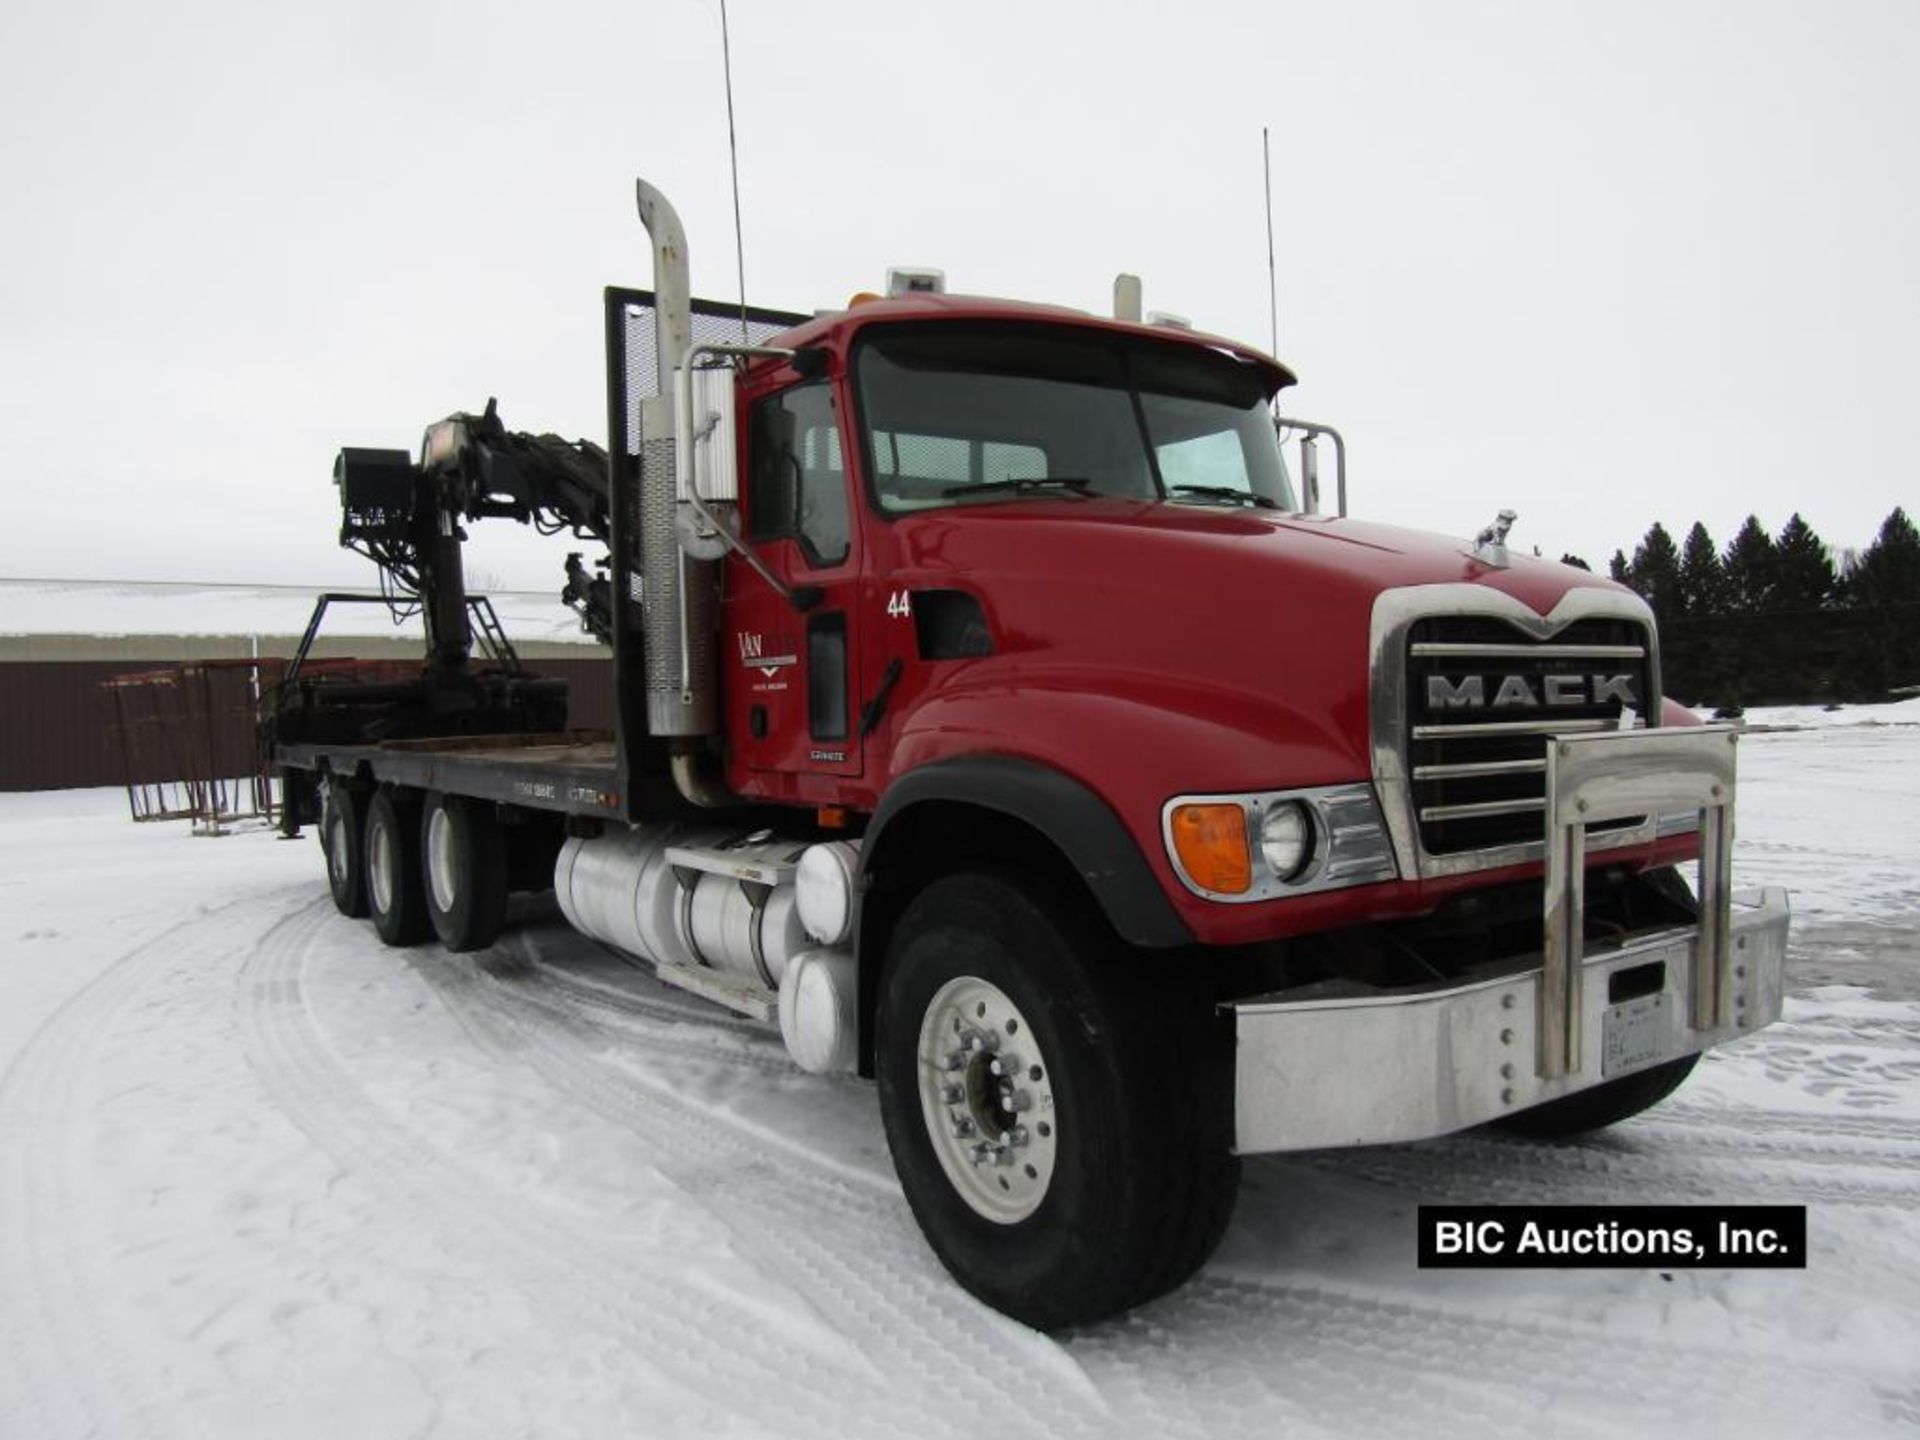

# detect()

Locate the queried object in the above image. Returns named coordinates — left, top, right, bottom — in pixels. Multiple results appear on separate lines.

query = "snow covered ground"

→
left=2, top=709, right=1917, bottom=1438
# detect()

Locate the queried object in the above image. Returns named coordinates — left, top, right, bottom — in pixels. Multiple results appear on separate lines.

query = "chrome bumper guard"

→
left=1232, top=728, right=1791, bottom=1154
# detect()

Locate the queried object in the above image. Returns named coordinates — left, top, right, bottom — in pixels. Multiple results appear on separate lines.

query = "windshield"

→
left=855, top=324, right=1296, bottom=513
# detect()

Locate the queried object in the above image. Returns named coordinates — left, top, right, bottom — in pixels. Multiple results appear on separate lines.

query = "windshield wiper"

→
left=942, top=476, right=1096, bottom=499
left=1169, top=484, right=1279, bottom=510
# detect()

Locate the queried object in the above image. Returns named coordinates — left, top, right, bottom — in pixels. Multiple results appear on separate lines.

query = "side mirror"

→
left=1274, top=416, right=1347, bottom=517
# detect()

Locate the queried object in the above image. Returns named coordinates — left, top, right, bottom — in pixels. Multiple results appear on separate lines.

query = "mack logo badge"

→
left=1428, top=674, right=1639, bottom=710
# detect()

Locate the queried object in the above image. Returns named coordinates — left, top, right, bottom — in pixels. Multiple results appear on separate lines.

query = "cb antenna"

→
left=720, top=0, right=749, bottom=342
left=1262, top=125, right=1278, bottom=358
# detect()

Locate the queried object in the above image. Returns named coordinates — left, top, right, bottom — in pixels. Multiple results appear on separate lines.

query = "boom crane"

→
left=335, top=398, right=615, bottom=656
left=270, top=401, right=613, bottom=760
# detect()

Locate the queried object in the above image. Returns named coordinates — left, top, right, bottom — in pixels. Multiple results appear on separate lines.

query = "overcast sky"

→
left=1, top=0, right=1913, bottom=591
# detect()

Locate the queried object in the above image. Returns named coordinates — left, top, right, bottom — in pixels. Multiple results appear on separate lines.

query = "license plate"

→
left=1602, top=993, right=1670, bottom=1077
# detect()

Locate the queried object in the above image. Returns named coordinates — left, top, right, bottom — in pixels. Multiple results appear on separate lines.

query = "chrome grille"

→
left=1405, top=616, right=1653, bottom=854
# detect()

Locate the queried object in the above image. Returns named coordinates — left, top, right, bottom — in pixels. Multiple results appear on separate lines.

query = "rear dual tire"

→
left=422, top=792, right=509, bottom=952
left=321, top=782, right=369, bottom=919
left=366, top=788, right=432, bottom=947
left=323, top=784, right=509, bottom=953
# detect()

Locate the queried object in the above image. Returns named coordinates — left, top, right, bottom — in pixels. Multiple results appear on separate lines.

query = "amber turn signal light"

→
left=1168, top=802, right=1252, bottom=895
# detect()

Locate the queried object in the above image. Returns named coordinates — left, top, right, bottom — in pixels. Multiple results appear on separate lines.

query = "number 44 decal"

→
left=886, top=590, right=913, bottom=619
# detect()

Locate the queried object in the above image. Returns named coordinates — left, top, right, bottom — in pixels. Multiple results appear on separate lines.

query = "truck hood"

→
left=892, top=498, right=1619, bottom=623
left=887, top=500, right=1638, bottom=787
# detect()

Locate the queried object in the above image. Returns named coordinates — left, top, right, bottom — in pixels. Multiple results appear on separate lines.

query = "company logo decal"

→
left=737, top=630, right=798, bottom=679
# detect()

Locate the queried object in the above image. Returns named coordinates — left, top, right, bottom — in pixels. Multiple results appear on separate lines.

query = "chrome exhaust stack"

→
left=633, top=180, right=718, bottom=746
left=634, top=180, right=690, bottom=394
left=634, top=180, right=797, bottom=807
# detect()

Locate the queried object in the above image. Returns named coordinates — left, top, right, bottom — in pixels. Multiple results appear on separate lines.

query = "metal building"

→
left=0, top=579, right=607, bottom=792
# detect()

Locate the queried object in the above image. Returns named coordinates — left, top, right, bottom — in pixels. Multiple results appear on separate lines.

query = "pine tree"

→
left=1836, top=508, right=1920, bottom=697
left=1722, top=515, right=1776, bottom=613
left=1772, top=513, right=1836, bottom=610
left=1676, top=522, right=1727, bottom=617
left=1663, top=521, right=1727, bottom=703
left=1845, top=507, right=1920, bottom=607
left=1626, top=522, right=1683, bottom=625
left=1560, top=553, right=1591, bottom=572
left=1608, top=550, right=1630, bottom=584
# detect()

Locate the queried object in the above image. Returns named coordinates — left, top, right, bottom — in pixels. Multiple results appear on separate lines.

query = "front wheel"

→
left=875, top=870, right=1238, bottom=1330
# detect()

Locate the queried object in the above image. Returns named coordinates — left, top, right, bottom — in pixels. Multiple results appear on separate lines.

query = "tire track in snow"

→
left=1656, top=1101, right=1920, bottom=1143
left=1070, top=1272, right=1892, bottom=1440
left=410, top=933, right=1113, bottom=1425
left=239, top=900, right=883, bottom=1436
left=1624, top=1114, right=1920, bottom=1171
left=473, top=946, right=798, bottom=1081
left=0, top=893, right=298, bottom=1440
left=458, top=931, right=1907, bottom=1439
left=1770, top=1014, right=1920, bottom=1042
left=242, top=900, right=1108, bottom=1440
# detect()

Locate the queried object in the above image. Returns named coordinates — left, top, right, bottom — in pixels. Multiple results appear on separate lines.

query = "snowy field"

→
left=2, top=709, right=1917, bottom=1439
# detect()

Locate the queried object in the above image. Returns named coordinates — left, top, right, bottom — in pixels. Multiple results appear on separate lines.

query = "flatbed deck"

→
left=277, top=731, right=625, bottom=817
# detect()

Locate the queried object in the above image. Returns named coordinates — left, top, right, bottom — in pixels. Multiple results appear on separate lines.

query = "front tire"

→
left=365, top=788, right=431, bottom=947
left=422, top=792, right=509, bottom=952
left=875, top=870, right=1238, bottom=1330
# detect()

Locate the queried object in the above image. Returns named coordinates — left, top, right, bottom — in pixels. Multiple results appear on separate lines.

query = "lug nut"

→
left=952, top=1118, right=975, bottom=1138
left=943, top=1084, right=964, bottom=1104
left=1007, top=1126, right=1030, bottom=1148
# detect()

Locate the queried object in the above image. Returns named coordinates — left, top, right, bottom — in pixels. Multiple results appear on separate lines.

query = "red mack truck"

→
left=267, top=178, right=1791, bottom=1329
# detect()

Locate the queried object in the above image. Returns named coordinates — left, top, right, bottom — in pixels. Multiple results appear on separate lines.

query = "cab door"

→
left=723, top=378, right=864, bottom=781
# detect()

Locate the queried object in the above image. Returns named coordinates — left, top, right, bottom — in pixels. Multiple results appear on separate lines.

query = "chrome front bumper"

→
left=1232, top=887, right=1787, bottom=1152
left=1231, top=727, right=1791, bottom=1154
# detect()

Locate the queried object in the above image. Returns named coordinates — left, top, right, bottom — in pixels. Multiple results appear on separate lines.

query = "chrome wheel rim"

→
left=369, top=816, right=394, bottom=915
left=426, top=805, right=457, bottom=912
left=916, top=976, right=1058, bottom=1224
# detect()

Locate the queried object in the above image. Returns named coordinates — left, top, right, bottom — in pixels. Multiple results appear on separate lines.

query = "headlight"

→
left=1163, top=783, right=1397, bottom=903
left=1259, top=800, right=1313, bottom=880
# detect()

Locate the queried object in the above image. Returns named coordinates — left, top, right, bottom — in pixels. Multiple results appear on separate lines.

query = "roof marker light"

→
left=886, top=267, right=946, bottom=297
